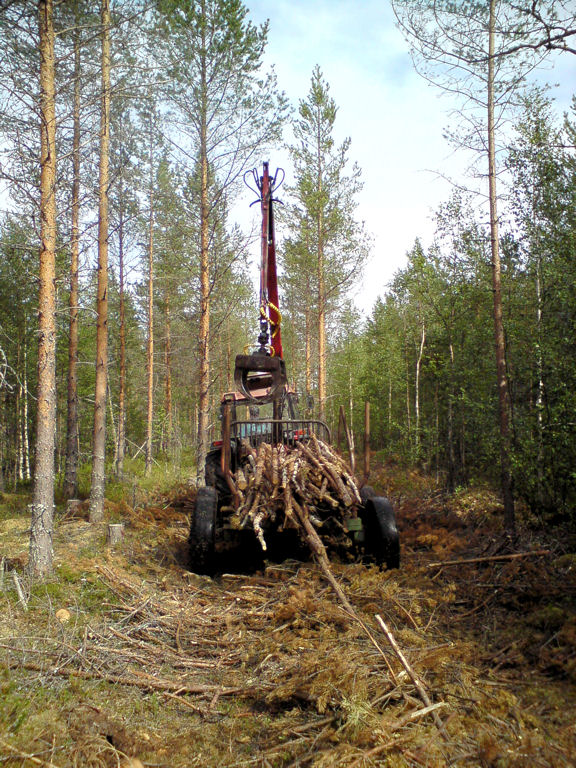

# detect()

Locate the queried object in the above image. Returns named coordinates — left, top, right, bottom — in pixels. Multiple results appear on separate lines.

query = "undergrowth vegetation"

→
left=1, top=464, right=575, bottom=766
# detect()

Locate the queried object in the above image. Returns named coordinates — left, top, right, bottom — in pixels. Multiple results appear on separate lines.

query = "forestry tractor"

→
left=189, top=163, right=399, bottom=575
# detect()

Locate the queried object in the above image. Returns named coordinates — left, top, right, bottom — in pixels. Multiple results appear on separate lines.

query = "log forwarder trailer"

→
left=189, top=163, right=399, bottom=575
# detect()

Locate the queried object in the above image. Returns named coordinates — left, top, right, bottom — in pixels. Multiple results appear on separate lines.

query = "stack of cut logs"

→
left=230, top=434, right=361, bottom=551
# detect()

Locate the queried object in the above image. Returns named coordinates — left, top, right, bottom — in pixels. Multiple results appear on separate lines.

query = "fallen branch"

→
left=375, top=614, right=449, bottom=740
left=427, top=549, right=551, bottom=568
left=0, top=736, right=63, bottom=768
left=11, top=570, right=28, bottom=611
left=9, top=659, right=265, bottom=698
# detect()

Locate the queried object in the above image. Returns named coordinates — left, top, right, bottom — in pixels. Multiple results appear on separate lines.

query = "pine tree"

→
left=286, top=66, right=369, bottom=421
left=29, top=0, right=58, bottom=577
left=157, top=0, right=287, bottom=483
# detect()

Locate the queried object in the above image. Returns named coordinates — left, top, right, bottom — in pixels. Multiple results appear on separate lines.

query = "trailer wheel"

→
left=360, top=486, right=376, bottom=503
left=189, top=486, right=218, bottom=575
left=205, top=450, right=231, bottom=499
left=360, top=496, right=400, bottom=570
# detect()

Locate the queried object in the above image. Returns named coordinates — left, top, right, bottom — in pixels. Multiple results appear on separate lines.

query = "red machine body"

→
left=233, top=162, right=286, bottom=402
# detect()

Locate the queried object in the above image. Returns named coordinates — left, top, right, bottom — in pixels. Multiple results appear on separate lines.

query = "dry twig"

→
left=427, top=550, right=551, bottom=568
left=0, top=736, right=63, bottom=768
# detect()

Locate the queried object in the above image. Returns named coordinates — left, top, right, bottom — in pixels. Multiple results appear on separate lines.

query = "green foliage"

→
left=281, top=67, right=370, bottom=408
left=324, top=92, right=576, bottom=525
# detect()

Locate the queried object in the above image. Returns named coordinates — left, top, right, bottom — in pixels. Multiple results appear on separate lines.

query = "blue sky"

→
left=240, top=0, right=576, bottom=314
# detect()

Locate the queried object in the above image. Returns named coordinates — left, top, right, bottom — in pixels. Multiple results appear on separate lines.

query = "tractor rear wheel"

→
left=189, top=486, right=218, bottom=575
left=360, top=495, right=400, bottom=570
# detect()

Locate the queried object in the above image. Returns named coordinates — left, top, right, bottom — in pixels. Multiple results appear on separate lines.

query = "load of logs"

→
left=228, top=434, right=362, bottom=552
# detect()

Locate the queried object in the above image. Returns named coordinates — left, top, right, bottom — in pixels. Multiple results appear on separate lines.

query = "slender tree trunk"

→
left=305, top=272, right=312, bottom=400
left=317, top=186, right=326, bottom=421
left=434, top=382, right=440, bottom=484
left=388, top=376, right=393, bottom=435
left=488, top=0, right=515, bottom=534
left=163, top=294, right=173, bottom=453
left=0, top=389, right=4, bottom=494
left=145, top=155, right=154, bottom=476
left=196, top=24, right=210, bottom=486
left=115, top=184, right=126, bottom=479
left=403, top=318, right=411, bottom=439
left=415, top=318, right=426, bottom=458
left=16, top=343, right=23, bottom=482
left=64, top=29, right=81, bottom=500
left=89, top=0, right=111, bottom=523
left=22, top=345, right=30, bottom=481
left=447, top=342, right=456, bottom=493
left=107, top=372, right=117, bottom=449
left=30, top=0, right=57, bottom=577
left=348, top=371, right=355, bottom=458
left=535, top=253, right=544, bottom=505
left=225, top=328, right=231, bottom=391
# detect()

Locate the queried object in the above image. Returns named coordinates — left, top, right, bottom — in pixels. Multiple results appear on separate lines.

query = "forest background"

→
left=1, top=0, right=576, bottom=576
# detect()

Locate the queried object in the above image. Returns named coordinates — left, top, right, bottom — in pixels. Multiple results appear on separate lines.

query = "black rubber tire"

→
left=205, top=450, right=231, bottom=500
left=359, top=485, right=376, bottom=504
left=359, top=496, right=400, bottom=570
left=189, top=486, right=218, bottom=575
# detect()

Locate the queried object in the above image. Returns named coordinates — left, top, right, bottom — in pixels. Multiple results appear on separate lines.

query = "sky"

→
left=237, top=0, right=576, bottom=315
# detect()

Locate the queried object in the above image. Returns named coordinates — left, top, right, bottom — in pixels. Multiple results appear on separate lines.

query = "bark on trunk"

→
left=415, top=318, right=426, bottom=458
left=488, top=0, right=515, bottom=534
left=163, top=294, right=173, bottom=453
left=89, top=0, right=111, bottom=523
left=30, top=0, right=57, bottom=578
left=317, top=194, right=326, bottom=421
left=304, top=232, right=312, bottom=402
left=115, top=180, right=126, bottom=479
left=64, top=29, right=81, bottom=500
left=447, top=342, right=456, bottom=493
left=22, top=342, right=31, bottom=481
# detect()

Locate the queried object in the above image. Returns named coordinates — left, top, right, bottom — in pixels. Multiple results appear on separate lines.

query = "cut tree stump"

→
left=66, top=499, right=82, bottom=516
left=107, top=524, right=124, bottom=547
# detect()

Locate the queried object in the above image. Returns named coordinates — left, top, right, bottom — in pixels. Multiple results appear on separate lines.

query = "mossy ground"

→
left=0, top=464, right=575, bottom=767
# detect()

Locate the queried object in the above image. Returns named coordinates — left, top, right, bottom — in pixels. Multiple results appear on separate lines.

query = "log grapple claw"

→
left=233, top=353, right=287, bottom=403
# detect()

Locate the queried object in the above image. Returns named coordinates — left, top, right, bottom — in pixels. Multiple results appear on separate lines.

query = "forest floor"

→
left=0, top=463, right=575, bottom=767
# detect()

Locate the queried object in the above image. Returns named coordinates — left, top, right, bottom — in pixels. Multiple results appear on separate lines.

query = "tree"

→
left=29, top=0, right=57, bottom=577
left=285, top=66, right=369, bottom=421
left=89, top=0, right=111, bottom=523
left=487, top=0, right=515, bottom=533
left=157, top=0, right=287, bottom=483
left=63, top=3, right=84, bottom=500
left=506, top=93, right=576, bottom=518
left=390, top=0, right=558, bottom=533
left=479, top=2, right=576, bottom=58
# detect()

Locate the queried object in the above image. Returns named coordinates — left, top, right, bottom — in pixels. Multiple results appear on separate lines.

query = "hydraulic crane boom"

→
left=234, top=162, right=287, bottom=403
left=260, top=162, right=283, bottom=359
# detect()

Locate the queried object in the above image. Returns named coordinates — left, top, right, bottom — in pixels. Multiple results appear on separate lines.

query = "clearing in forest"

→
left=0, top=465, right=575, bottom=767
